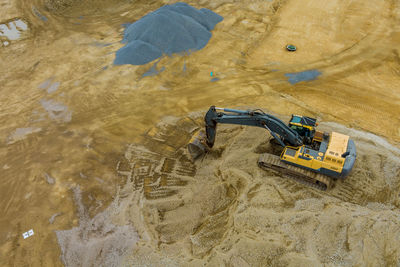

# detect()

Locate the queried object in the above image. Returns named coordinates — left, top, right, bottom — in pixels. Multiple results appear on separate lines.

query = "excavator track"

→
left=258, top=153, right=332, bottom=191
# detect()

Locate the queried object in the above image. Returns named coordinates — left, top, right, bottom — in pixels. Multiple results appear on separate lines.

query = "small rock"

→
left=44, top=173, right=55, bottom=184
left=49, top=213, right=62, bottom=224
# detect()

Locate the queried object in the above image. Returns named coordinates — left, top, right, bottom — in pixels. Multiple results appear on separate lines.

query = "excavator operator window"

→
left=290, top=124, right=309, bottom=137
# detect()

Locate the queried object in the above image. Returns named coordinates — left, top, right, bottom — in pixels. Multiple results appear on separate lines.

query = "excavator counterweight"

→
left=188, top=106, right=357, bottom=190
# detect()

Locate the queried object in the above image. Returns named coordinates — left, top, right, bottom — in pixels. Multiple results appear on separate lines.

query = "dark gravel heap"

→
left=114, top=2, right=223, bottom=65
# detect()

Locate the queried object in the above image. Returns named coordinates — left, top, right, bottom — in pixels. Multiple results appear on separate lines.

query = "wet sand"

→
left=0, top=0, right=399, bottom=266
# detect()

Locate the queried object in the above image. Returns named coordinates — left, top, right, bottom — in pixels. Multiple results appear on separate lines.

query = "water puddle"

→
left=285, top=69, right=322, bottom=84
left=32, top=6, right=48, bottom=22
left=40, top=99, right=72, bottom=122
left=0, top=18, right=28, bottom=46
left=38, top=77, right=60, bottom=93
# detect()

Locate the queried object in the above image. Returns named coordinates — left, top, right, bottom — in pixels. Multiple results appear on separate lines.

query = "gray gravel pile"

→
left=114, top=2, right=223, bottom=65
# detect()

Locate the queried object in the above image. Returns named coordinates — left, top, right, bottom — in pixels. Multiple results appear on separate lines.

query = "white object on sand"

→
left=22, top=229, right=34, bottom=239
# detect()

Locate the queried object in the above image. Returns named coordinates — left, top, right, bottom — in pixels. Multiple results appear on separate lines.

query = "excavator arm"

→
left=204, top=106, right=303, bottom=148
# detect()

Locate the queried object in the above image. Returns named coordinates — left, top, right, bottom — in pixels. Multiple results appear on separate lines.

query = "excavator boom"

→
left=204, top=106, right=303, bottom=148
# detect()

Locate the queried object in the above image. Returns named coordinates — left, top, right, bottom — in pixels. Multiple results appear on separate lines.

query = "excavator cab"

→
left=289, top=115, right=317, bottom=139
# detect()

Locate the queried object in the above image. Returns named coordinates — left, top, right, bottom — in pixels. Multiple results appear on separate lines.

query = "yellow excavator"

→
left=188, top=106, right=357, bottom=190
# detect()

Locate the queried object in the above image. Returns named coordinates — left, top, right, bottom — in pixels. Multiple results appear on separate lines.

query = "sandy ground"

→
left=113, top=117, right=400, bottom=266
left=0, top=0, right=399, bottom=266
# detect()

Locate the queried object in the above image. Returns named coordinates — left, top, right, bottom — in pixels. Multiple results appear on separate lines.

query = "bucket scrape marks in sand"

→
left=117, top=144, right=194, bottom=199
left=116, top=116, right=199, bottom=200
left=116, top=116, right=240, bottom=258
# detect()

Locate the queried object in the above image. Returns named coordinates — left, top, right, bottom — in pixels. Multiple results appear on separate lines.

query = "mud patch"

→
left=6, top=127, right=41, bottom=144
left=40, top=99, right=72, bottom=122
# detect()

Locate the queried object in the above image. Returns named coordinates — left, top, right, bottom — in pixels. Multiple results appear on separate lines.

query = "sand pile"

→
left=109, top=115, right=400, bottom=266
left=114, top=2, right=223, bottom=65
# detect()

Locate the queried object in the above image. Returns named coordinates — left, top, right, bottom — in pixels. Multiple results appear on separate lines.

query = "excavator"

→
left=187, top=106, right=357, bottom=190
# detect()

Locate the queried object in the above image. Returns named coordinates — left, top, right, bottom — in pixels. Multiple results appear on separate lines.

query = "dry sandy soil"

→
left=0, top=0, right=399, bottom=266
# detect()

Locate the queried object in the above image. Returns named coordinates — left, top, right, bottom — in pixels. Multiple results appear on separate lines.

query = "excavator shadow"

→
left=254, top=138, right=284, bottom=156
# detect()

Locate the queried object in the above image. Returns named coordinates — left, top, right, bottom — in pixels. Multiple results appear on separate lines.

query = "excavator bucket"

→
left=187, top=130, right=208, bottom=159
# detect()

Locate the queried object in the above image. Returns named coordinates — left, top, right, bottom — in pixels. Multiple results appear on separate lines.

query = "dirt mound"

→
left=113, top=115, right=400, bottom=266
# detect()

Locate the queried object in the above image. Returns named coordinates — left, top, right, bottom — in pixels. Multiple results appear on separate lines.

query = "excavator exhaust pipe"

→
left=187, top=130, right=209, bottom=159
